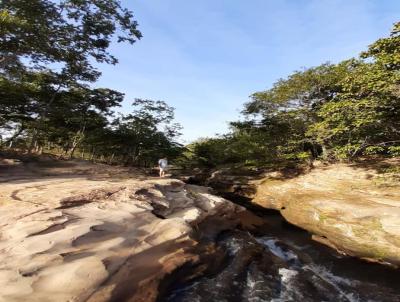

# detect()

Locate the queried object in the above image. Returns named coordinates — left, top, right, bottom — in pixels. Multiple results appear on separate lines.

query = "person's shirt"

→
left=158, top=159, right=168, bottom=168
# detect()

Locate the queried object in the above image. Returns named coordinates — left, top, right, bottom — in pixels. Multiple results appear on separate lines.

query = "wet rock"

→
left=163, top=228, right=400, bottom=302
left=204, top=168, right=262, bottom=199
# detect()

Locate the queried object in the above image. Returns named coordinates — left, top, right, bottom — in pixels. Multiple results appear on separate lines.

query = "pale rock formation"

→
left=252, top=161, right=400, bottom=266
left=0, top=161, right=243, bottom=302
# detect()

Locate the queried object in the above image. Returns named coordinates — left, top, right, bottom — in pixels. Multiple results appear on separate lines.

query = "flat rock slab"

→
left=0, top=161, right=243, bottom=302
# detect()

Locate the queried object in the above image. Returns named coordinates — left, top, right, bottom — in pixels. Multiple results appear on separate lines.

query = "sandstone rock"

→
left=0, top=163, right=244, bottom=302
left=252, top=161, right=400, bottom=266
left=204, top=168, right=261, bottom=198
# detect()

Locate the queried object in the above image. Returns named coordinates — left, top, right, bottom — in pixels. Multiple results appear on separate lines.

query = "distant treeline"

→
left=0, top=0, right=182, bottom=166
left=183, top=22, right=400, bottom=167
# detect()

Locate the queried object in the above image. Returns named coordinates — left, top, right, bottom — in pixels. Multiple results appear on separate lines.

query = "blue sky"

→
left=95, top=0, right=400, bottom=143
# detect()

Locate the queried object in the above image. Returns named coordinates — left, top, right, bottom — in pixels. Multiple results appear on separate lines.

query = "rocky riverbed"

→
left=162, top=220, right=400, bottom=302
left=182, top=159, right=400, bottom=267
left=1, top=156, right=400, bottom=302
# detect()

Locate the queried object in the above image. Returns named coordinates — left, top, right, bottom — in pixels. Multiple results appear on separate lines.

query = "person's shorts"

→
left=160, top=167, right=167, bottom=172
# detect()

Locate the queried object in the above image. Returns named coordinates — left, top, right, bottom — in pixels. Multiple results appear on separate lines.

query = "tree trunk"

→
left=68, top=127, right=85, bottom=159
left=350, top=136, right=370, bottom=159
left=69, top=145, right=77, bottom=159
left=108, top=153, right=115, bottom=164
left=28, top=129, right=38, bottom=153
left=68, top=138, right=79, bottom=159
left=1, top=125, right=24, bottom=148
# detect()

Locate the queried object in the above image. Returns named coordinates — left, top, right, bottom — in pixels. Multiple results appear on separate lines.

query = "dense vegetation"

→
left=185, top=22, right=400, bottom=168
left=0, top=0, right=182, bottom=166
left=1, top=2, right=399, bottom=169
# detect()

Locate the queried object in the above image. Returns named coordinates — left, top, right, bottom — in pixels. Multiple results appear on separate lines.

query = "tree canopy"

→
left=187, top=22, right=400, bottom=167
left=2, top=2, right=399, bottom=168
left=1, top=0, right=141, bottom=81
left=0, top=1, right=182, bottom=166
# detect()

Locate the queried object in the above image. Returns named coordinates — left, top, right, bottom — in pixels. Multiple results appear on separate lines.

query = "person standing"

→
left=158, top=157, right=168, bottom=177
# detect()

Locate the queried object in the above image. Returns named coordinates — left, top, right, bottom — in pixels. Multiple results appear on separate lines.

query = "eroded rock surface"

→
left=252, top=160, right=400, bottom=266
left=0, top=160, right=243, bottom=302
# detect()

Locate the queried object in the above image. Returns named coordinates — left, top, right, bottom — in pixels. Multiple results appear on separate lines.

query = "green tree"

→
left=242, top=63, right=350, bottom=160
left=1, top=0, right=141, bottom=81
left=309, top=23, right=400, bottom=158
left=0, top=0, right=143, bottom=155
left=191, top=21, right=400, bottom=165
left=83, top=99, right=183, bottom=166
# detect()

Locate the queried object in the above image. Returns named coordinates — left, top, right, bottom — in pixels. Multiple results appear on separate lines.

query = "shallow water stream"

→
left=162, top=198, right=400, bottom=302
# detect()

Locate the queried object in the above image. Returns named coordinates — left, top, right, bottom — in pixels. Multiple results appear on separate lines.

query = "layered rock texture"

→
left=0, top=158, right=243, bottom=302
left=252, top=159, right=400, bottom=266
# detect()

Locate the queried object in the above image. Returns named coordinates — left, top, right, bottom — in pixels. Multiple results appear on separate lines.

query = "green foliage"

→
left=388, top=146, right=400, bottom=157
left=1, top=0, right=141, bottom=81
left=101, top=99, right=183, bottom=165
left=361, top=22, right=400, bottom=70
left=187, top=22, right=400, bottom=166
left=0, top=1, right=182, bottom=166
left=363, top=146, right=385, bottom=155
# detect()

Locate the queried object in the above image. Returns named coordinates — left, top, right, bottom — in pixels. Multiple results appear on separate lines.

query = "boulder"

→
left=252, top=161, right=400, bottom=266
